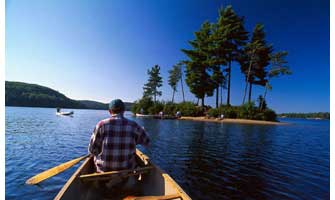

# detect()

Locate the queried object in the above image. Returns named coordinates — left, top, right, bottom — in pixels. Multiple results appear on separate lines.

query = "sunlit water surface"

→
left=6, top=107, right=329, bottom=199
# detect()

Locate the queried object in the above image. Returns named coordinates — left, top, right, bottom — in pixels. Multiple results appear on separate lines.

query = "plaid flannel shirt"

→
left=88, top=114, right=150, bottom=172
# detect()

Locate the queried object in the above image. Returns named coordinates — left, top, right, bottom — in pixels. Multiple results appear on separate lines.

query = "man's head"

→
left=109, top=99, right=125, bottom=114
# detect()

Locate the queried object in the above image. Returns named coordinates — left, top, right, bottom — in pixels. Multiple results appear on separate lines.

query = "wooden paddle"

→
left=26, top=155, right=90, bottom=185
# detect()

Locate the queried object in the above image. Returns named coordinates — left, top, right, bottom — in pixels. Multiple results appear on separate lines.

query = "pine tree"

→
left=239, top=24, right=272, bottom=104
left=168, top=64, right=182, bottom=103
left=143, top=65, right=163, bottom=103
left=182, top=21, right=215, bottom=107
left=212, top=5, right=248, bottom=105
left=260, top=51, right=291, bottom=110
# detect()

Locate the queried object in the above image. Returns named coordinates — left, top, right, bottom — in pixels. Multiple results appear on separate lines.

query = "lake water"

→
left=5, top=107, right=329, bottom=199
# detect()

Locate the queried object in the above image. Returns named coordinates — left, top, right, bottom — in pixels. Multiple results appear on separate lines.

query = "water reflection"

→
left=6, top=107, right=330, bottom=200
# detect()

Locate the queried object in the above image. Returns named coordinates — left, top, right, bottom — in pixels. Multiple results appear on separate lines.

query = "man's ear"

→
left=109, top=110, right=112, bottom=115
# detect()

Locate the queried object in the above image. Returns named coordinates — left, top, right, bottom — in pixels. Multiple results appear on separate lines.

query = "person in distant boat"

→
left=88, top=99, right=150, bottom=173
left=56, top=108, right=61, bottom=113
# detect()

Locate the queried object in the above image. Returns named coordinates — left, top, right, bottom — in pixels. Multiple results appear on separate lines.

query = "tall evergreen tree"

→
left=168, top=64, right=182, bottom=103
left=260, top=51, right=291, bottom=110
left=211, top=5, right=248, bottom=106
left=143, top=65, right=163, bottom=102
left=182, top=21, right=214, bottom=107
left=175, top=62, right=186, bottom=102
left=239, top=24, right=272, bottom=104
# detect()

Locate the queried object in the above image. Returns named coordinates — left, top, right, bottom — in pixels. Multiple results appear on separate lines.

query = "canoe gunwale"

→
left=54, top=157, right=91, bottom=200
left=54, top=150, right=191, bottom=200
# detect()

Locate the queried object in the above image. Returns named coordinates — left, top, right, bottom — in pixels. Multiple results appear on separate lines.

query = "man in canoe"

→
left=88, top=99, right=150, bottom=174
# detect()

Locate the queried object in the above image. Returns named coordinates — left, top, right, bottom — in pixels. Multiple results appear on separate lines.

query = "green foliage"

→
left=278, top=112, right=330, bottom=119
left=254, top=109, right=277, bottom=121
left=213, top=5, right=248, bottom=105
left=269, top=51, right=292, bottom=78
left=6, top=81, right=83, bottom=109
left=257, top=95, right=267, bottom=110
left=168, top=64, right=182, bottom=103
left=239, top=24, right=273, bottom=103
left=5, top=81, right=134, bottom=110
left=176, top=102, right=202, bottom=117
left=132, top=100, right=202, bottom=117
left=148, top=101, right=165, bottom=115
left=207, top=108, right=221, bottom=118
left=222, top=106, right=238, bottom=118
left=208, top=103, right=277, bottom=121
left=262, top=109, right=277, bottom=121
left=131, top=97, right=154, bottom=114
left=163, top=102, right=177, bottom=116
left=237, top=102, right=257, bottom=119
left=143, top=65, right=163, bottom=102
left=208, top=105, right=239, bottom=118
left=182, top=21, right=215, bottom=106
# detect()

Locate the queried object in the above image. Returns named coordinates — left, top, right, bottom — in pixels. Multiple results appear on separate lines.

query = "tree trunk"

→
left=196, top=98, right=199, bottom=106
left=260, top=86, right=268, bottom=111
left=220, top=83, right=223, bottom=106
left=242, top=58, right=253, bottom=104
left=201, top=97, right=205, bottom=107
left=242, top=80, right=249, bottom=105
left=226, top=60, right=231, bottom=105
left=172, top=89, right=175, bottom=103
left=181, top=73, right=185, bottom=102
left=216, top=86, right=219, bottom=108
left=248, top=82, right=253, bottom=103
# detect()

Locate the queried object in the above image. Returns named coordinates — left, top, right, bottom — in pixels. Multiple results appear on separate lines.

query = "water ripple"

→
left=6, top=107, right=329, bottom=200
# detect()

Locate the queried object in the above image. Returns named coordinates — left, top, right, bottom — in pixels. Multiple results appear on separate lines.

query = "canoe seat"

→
left=123, top=194, right=182, bottom=200
left=79, top=166, right=154, bottom=182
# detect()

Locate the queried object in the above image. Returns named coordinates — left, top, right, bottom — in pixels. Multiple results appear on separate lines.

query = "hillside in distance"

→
left=5, top=81, right=133, bottom=110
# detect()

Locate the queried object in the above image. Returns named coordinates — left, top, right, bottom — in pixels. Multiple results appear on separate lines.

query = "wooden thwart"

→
left=79, top=166, right=154, bottom=182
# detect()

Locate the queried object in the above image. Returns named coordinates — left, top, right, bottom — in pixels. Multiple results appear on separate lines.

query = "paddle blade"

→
left=26, top=155, right=89, bottom=185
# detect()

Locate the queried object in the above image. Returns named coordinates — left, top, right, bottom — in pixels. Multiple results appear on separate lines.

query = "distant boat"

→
left=56, top=111, right=74, bottom=116
left=306, top=117, right=323, bottom=120
left=135, top=113, right=153, bottom=118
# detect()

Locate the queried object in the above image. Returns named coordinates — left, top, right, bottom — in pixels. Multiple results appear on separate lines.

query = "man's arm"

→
left=88, top=123, right=104, bottom=156
left=134, top=123, right=150, bottom=147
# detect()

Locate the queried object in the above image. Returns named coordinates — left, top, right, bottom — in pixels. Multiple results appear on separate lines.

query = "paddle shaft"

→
left=26, top=155, right=89, bottom=185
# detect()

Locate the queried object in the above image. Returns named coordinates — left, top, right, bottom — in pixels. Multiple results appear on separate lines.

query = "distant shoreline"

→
left=179, top=116, right=289, bottom=125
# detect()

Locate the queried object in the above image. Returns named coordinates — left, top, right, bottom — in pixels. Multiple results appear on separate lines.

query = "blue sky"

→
left=5, top=0, right=329, bottom=113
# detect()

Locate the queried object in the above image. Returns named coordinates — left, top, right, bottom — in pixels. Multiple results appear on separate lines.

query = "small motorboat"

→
left=54, top=149, right=191, bottom=200
left=135, top=113, right=154, bottom=118
left=56, top=108, right=74, bottom=116
left=56, top=111, right=74, bottom=116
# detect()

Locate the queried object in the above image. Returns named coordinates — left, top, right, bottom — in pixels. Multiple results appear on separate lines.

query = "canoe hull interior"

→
left=54, top=151, right=191, bottom=200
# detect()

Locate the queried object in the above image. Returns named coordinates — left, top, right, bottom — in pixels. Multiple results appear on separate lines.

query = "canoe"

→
left=135, top=113, right=154, bottom=118
left=56, top=111, right=74, bottom=116
left=54, top=150, right=191, bottom=200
